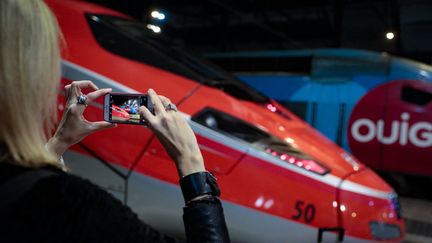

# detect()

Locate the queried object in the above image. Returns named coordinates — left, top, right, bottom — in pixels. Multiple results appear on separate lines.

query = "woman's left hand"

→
left=46, top=80, right=116, bottom=159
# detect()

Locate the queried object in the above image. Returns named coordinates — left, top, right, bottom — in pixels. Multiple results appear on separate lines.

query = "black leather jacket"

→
left=0, top=163, right=230, bottom=243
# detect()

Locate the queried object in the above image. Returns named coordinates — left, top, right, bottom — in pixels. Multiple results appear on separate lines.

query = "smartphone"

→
left=104, top=93, right=154, bottom=125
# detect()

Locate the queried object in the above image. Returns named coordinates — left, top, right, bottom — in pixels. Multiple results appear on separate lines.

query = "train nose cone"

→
left=338, top=168, right=405, bottom=241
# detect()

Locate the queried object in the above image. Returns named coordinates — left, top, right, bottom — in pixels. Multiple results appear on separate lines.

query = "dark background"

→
left=87, top=0, right=432, bottom=64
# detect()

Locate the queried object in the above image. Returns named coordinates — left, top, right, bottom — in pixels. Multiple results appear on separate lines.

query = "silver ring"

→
left=77, top=95, right=88, bottom=107
left=165, top=103, right=178, bottom=112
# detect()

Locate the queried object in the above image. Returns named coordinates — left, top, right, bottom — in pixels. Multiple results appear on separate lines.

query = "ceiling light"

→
left=151, top=10, right=165, bottom=20
left=386, top=32, right=395, bottom=40
left=147, top=24, right=161, bottom=33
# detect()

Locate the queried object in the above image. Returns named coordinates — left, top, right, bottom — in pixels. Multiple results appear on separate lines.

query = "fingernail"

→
left=148, top=88, right=155, bottom=94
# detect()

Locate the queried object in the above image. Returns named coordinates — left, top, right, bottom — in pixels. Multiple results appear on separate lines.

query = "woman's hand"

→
left=140, top=89, right=205, bottom=178
left=46, top=80, right=116, bottom=159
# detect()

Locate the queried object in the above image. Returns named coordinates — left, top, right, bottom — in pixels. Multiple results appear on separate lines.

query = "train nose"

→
left=337, top=168, right=405, bottom=241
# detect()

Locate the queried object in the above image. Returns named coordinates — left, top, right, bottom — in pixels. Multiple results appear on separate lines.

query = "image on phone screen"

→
left=109, top=95, right=148, bottom=124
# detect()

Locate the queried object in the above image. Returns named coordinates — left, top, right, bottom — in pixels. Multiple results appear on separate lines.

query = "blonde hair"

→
left=0, top=0, right=60, bottom=167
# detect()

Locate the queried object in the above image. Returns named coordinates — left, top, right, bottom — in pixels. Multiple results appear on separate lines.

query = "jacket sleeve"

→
left=11, top=171, right=230, bottom=243
left=41, top=174, right=229, bottom=243
left=183, top=197, right=231, bottom=243
left=20, top=173, right=178, bottom=243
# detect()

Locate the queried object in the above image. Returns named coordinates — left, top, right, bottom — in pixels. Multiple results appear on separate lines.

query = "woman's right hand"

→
left=139, top=89, right=205, bottom=178
left=47, top=80, right=116, bottom=159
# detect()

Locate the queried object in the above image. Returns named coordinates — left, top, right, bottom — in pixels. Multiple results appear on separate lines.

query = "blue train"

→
left=206, top=49, right=432, bottom=177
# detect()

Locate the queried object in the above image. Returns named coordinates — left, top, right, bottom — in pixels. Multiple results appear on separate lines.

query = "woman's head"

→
left=0, top=0, right=60, bottom=166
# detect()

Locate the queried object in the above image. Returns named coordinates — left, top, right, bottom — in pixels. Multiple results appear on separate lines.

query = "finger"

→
left=87, top=88, right=112, bottom=103
left=69, top=81, right=96, bottom=104
left=69, top=81, right=100, bottom=109
left=139, top=106, right=156, bottom=125
left=71, top=80, right=99, bottom=92
left=73, top=102, right=86, bottom=115
left=158, top=95, right=172, bottom=108
left=67, top=103, right=86, bottom=118
left=69, top=80, right=98, bottom=100
left=89, top=121, right=117, bottom=132
left=64, top=84, right=72, bottom=99
left=147, top=89, right=165, bottom=115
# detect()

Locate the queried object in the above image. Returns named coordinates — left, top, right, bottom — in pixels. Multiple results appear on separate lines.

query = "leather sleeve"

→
left=183, top=197, right=231, bottom=243
left=0, top=172, right=178, bottom=243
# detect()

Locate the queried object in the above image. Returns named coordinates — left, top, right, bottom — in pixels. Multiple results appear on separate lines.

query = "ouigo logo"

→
left=351, top=112, right=432, bottom=148
left=348, top=79, right=432, bottom=175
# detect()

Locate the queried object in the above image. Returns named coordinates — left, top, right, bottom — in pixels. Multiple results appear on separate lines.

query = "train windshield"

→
left=86, top=14, right=268, bottom=103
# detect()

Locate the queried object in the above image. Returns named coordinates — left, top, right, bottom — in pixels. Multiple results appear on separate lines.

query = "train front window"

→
left=401, top=86, right=432, bottom=106
left=86, top=14, right=204, bottom=83
left=86, top=14, right=268, bottom=103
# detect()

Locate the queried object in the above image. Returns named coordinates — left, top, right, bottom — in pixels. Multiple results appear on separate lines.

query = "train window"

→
left=313, top=57, right=389, bottom=79
left=277, top=101, right=308, bottom=121
left=85, top=14, right=268, bottom=103
left=192, top=108, right=330, bottom=175
left=208, top=56, right=313, bottom=74
left=401, top=86, right=432, bottom=106
left=192, top=108, right=269, bottom=143
left=86, top=14, right=204, bottom=83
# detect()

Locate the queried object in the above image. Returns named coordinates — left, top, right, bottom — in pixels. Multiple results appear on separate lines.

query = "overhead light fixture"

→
left=147, top=24, right=161, bottom=33
left=151, top=10, right=165, bottom=20
left=386, top=32, right=395, bottom=40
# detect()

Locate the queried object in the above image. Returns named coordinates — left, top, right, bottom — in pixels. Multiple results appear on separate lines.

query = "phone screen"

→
left=105, top=93, right=151, bottom=125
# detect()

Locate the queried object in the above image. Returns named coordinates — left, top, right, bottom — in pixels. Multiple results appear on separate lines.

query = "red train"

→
left=47, top=0, right=404, bottom=241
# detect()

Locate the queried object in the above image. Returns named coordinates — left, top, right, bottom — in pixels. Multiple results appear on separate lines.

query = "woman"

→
left=0, top=0, right=230, bottom=242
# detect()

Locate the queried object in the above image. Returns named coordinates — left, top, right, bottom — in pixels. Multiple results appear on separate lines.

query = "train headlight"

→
left=264, top=147, right=329, bottom=175
left=389, top=193, right=402, bottom=220
left=369, top=222, right=401, bottom=240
